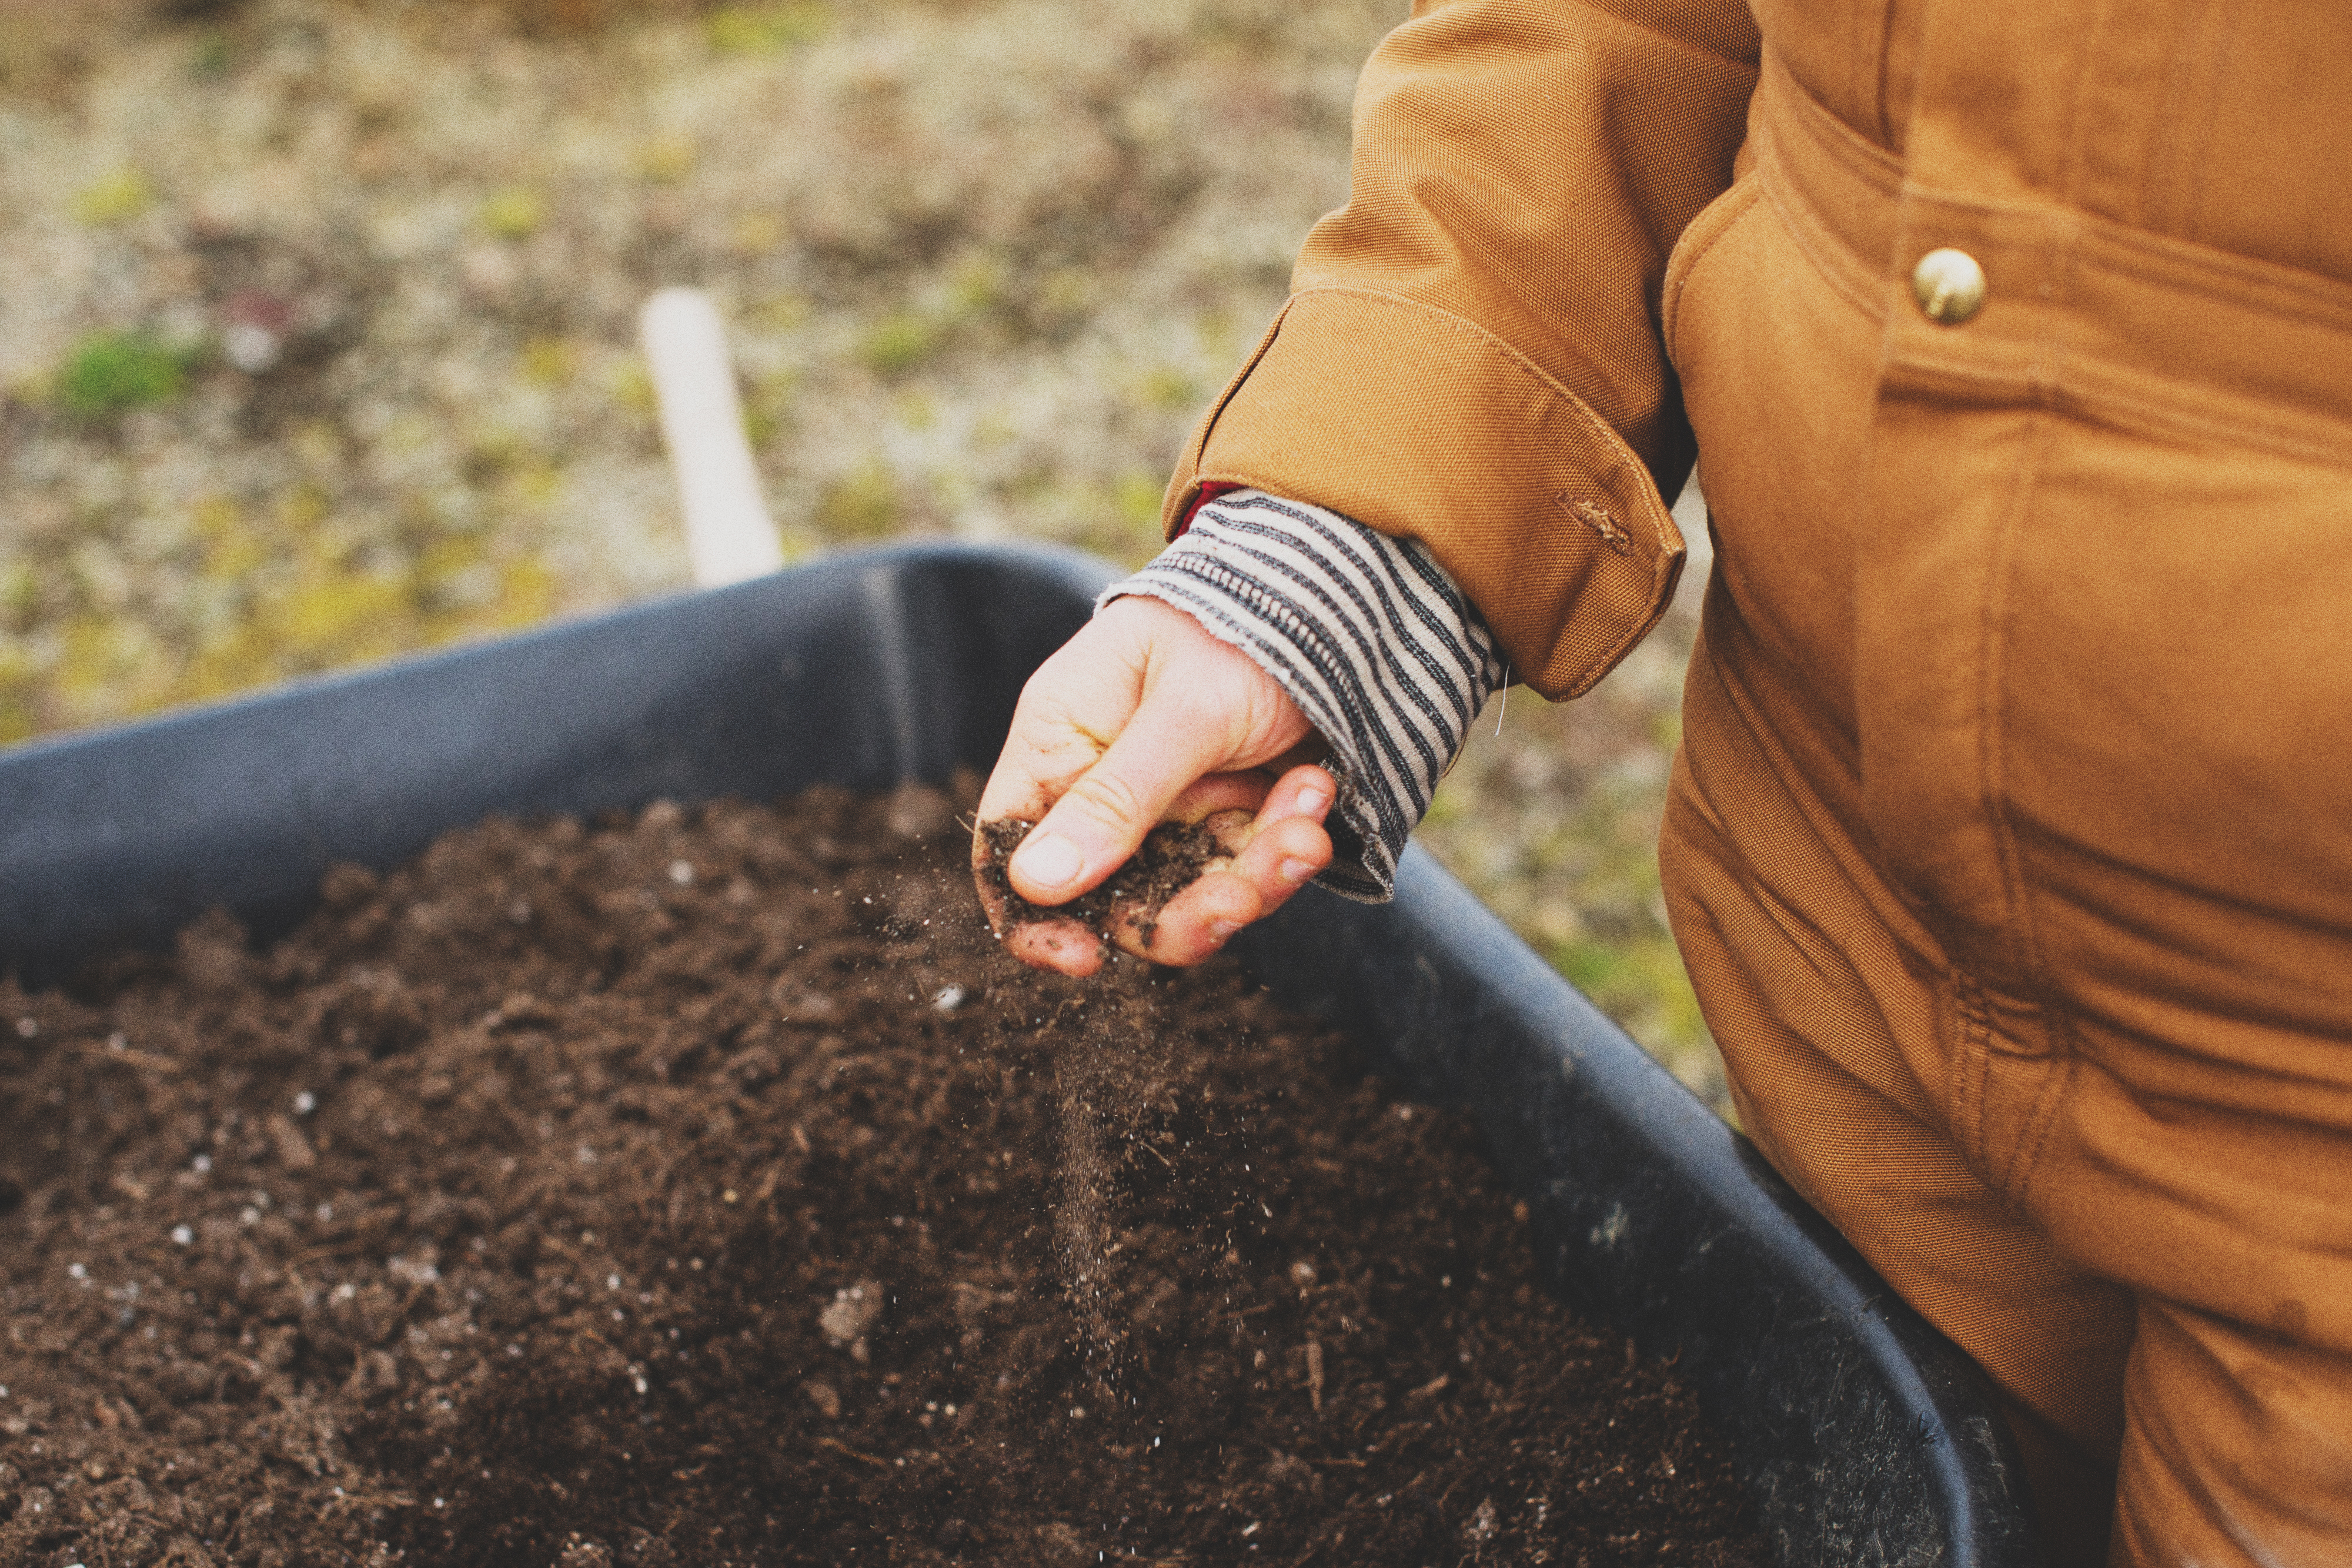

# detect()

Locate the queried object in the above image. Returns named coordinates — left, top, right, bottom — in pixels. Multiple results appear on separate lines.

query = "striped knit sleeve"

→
left=1100, top=489, right=1506, bottom=902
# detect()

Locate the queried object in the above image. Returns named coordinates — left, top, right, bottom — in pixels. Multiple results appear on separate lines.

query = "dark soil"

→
left=0, top=786, right=1765, bottom=1567
left=974, top=815, right=1234, bottom=952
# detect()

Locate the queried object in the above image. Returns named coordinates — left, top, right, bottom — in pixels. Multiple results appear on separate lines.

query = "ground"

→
left=0, top=0, right=1729, bottom=1113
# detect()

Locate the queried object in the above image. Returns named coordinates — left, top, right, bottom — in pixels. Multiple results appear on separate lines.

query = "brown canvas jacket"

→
left=1160, top=4, right=2352, bottom=1554
left=1162, top=0, right=2352, bottom=700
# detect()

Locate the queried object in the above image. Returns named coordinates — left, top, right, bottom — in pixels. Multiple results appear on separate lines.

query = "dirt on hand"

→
left=0, top=784, right=1765, bottom=1567
left=973, top=813, right=1240, bottom=956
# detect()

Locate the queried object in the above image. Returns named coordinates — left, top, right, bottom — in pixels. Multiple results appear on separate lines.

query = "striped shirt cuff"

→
left=1100, top=490, right=1505, bottom=902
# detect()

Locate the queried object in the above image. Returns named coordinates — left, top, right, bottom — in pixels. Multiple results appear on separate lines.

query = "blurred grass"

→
left=0, top=478, right=556, bottom=747
left=72, top=166, right=156, bottom=226
left=477, top=187, right=548, bottom=241
left=705, top=0, right=828, bottom=55
left=52, top=330, right=203, bottom=419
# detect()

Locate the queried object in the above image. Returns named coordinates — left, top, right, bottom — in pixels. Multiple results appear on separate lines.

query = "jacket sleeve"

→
left=1107, top=490, right=1506, bottom=904
left=1161, top=0, right=1760, bottom=699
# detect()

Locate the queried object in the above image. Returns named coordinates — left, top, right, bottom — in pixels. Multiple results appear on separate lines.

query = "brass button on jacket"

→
left=1911, top=248, right=1987, bottom=325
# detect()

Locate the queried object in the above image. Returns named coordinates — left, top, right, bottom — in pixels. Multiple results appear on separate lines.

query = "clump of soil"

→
left=0, top=787, right=1765, bottom=1567
left=974, top=814, right=1234, bottom=950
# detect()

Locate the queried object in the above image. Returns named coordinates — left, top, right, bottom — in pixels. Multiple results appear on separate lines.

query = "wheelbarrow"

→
left=0, top=541, right=2037, bottom=1566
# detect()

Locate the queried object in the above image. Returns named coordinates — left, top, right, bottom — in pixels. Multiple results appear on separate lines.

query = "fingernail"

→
left=1279, top=858, right=1314, bottom=885
left=1207, top=919, right=1242, bottom=944
left=1013, top=831, right=1084, bottom=890
left=1295, top=787, right=1330, bottom=818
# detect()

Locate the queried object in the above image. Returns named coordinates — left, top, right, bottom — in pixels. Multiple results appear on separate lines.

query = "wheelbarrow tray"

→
left=0, top=541, right=2036, bottom=1567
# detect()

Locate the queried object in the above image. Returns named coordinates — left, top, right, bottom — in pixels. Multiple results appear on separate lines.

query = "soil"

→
left=0, top=785, right=1766, bottom=1567
left=973, top=814, right=1235, bottom=952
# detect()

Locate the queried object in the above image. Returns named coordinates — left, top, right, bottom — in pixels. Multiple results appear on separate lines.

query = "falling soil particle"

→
left=975, top=814, right=1234, bottom=951
left=0, top=785, right=1765, bottom=1566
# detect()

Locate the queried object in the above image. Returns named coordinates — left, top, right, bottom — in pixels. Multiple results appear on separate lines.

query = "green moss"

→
left=860, top=312, right=938, bottom=377
left=1111, top=470, right=1166, bottom=533
left=170, top=534, right=560, bottom=716
left=816, top=460, right=903, bottom=539
left=479, top=187, right=547, bottom=240
left=0, top=561, right=36, bottom=628
left=707, top=2, right=830, bottom=56
left=1134, top=365, right=1202, bottom=413
left=490, top=557, right=558, bottom=630
left=519, top=337, right=577, bottom=387
left=1552, top=934, right=1716, bottom=1082
left=196, top=496, right=266, bottom=583
left=0, top=469, right=572, bottom=740
left=0, top=636, right=36, bottom=745
left=744, top=369, right=797, bottom=450
left=1552, top=936, right=1685, bottom=1022
left=55, top=614, right=144, bottom=713
left=72, top=168, right=155, bottom=227
left=191, top=31, right=233, bottom=80
left=55, top=331, right=198, bottom=419
left=278, top=571, right=412, bottom=661
left=947, top=255, right=1009, bottom=320
left=637, top=134, right=696, bottom=185
left=610, top=357, right=658, bottom=419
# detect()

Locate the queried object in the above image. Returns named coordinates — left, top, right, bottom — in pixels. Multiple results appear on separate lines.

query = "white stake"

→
left=639, top=286, right=784, bottom=587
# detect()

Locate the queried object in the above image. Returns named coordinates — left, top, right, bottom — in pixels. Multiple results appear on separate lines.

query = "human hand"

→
left=972, top=596, right=1337, bottom=977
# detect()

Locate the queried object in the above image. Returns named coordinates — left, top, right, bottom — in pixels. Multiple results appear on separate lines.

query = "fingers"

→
left=1230, top=764, right=1339, bottom=912
left=980, top=766, right=1338, bottom=979
left=1108, top=764, right=1337, bottom=966
left=970, top=597, right=1326, bottom=978
left=1000, top=671, right=1241, bottom=907
left=975, top=599, right=1315, bottom=907
left=1161, top=770, right=1275, bottom=825
left=970, top=813, right=1114, bottom=978
left=1001, top=918, right=1110, bottom=978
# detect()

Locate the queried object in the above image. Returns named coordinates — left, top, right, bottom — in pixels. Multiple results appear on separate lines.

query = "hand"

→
left=973, top=596, right=1337, bottom=977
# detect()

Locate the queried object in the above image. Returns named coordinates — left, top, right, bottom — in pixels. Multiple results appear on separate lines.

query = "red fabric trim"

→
left=1174, top=482, right=1242, bottom=539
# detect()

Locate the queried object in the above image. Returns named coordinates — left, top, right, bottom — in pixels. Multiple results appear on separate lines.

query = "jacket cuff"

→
left=1160, top=287, right=1686, bottom=700
left=1102, top=490, right=1504, bottom=903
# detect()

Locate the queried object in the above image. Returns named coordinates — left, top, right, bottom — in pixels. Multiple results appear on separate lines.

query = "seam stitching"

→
left=1947, top=977, right=1988, bottom=1175
left=1975, top=412, right=2067, bottom=1072
left=1663, top=175, right=1766, bottom=369
left=1277, top=287, right=1681, bottom=556
left=1755, top=132, right=1889, bottom=328
left=2004, top=1043, right=2076, bottom=1204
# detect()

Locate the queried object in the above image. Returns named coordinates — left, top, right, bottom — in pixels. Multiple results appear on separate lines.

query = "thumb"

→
left=1007, top=686, right=1233, bottom=904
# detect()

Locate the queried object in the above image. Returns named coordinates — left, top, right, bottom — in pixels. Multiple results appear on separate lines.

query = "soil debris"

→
left=974, top=813, right=1234, bottom=952
left=0, top=786, right=1765, bottom=1566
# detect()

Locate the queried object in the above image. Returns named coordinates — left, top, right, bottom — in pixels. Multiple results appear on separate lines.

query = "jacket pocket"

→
left=1662, top=169, right=1765, bottom=372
